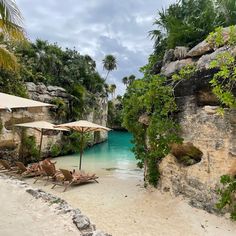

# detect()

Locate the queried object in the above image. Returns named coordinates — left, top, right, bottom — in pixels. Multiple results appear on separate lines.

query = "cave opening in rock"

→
left=171, top=142, right=203, bottom=166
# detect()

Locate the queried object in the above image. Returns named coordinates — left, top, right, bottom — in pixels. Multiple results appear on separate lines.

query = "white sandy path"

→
left=26, top=175, right=236, bottom=236
left=0, top=178, right=80, bottom=236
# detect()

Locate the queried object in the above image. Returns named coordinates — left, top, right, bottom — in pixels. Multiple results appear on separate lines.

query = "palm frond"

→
left=0, top=0, right=23, bottom=26
left=0, top=0, right=25, bottom=41
left=0, top=44, right=19, bottom=71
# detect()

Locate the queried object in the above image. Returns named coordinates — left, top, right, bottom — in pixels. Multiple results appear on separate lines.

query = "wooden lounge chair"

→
left=52, top=168, right=98, bottom=192
left=34, top=162, right=62, bottom=185
left=0, top=160, right=18, bottom=173
left=15, top=161, right=42, bottom=177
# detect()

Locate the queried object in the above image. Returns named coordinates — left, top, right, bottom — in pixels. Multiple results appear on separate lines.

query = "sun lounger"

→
left=0, top=160, right=18, bottom=173
left=15, top=161, right=42, bottom=177
left=52, top=168, right=98, bottom=192
left=34, top=162, right=62, bottom=185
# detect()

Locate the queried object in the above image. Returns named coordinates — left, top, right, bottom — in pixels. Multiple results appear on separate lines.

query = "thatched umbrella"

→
left=55, top=120, right=111, bottom=170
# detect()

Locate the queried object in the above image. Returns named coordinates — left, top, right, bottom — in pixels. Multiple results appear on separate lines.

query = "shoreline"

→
left=1, top=171, right=236, bottom=236
left=0, top=174, right=110, bottom=236
left=25, top=172, right=236, bottom=236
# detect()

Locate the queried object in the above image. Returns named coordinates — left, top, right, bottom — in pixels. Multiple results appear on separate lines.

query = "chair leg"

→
left=34, top=175, right=42, bottom=184
left=44, top=176, right=49, bottom=186
left=51, top=183, right=57, bottom=189
left=63, top=181, right=73, bottom=192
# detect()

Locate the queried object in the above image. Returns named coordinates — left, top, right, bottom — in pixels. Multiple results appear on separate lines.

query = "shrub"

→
left=217, top=175, right=236, bottom=220
left=20, top=131, right=39, bottom=164
left=50, top=144, right=61, bottom=157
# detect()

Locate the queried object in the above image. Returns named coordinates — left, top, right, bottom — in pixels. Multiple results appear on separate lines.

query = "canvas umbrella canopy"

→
left=55, top=120, right=111, bottom=170
left=0, top=92, right=53, bottom=110
left=15, top=121, right=68, bottom=158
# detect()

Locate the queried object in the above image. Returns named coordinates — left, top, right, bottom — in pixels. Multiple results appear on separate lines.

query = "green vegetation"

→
left=0, top=0, right=25, bottom=71
left=171, top=143, right=203, bottom=166
left=122, top=75, right=136, bottom=88
left=122, top=2, right=236, bottom=186
left=61, top=132, right=92, bottom=155
left=0, top=39, right=109, bottom=120
left=217, top=175, right=236, bottom=220
left=150, top=0, right=236, bottom=59
left=108, top=99, right=123, bottom=128
left=102, top=54, right=117, bottom=81
left=50, top=143, right=61, bottom=157
left=20, top=131, right=39, bottom=164
left=122, top=72, right=182, bottom=186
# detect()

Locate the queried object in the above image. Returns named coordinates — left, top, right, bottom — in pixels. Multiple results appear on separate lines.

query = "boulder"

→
left=26, top=82, right=36, bottom=92
left=187, top=40, right=213, bottom=57
left=163, top=49, right=175, bottom=65
left=196, top=46, right=230, bottom=71
left=151, top=60, right=162, bottom=74
left=161, top=58, right=195, bottom=77
left=73, top=214, right=91, bottom=230
left=174, top=46, right=189, bottom=60
left=187, top=26, right=232, bottom=57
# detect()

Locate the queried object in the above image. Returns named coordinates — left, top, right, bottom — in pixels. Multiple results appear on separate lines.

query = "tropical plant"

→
left=109, top=84, right=116, bottom=99
left=216, top=175, right=236, bottom=220
left=0, top=0, right=25, bottom=71
left=122, top=76, right=128, bottom=88
left=216, top=0, right=236, bottom=26
left=102, top=54, right=117, bottom=81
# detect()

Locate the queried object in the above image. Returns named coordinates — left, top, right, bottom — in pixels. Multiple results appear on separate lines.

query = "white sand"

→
left=24, top=173, right=236, bottom=236
left=0, top=177, right=80, bottom=236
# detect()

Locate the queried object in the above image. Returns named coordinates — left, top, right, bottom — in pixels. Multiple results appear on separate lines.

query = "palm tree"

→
left=110, top=84, right=116, bottom=99
left=128, top=75, right=135, bottom=86
left=0, top=0, right=25, bottom=71
left=122, top=76, right=128, bottom=88
left=102, top=54, right=117, bottom=81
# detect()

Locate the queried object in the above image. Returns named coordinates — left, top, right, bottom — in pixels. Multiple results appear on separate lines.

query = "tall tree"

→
left=122, top=76, right=128, bottom=88
left=128, top=75, right=136, bottom=86
left=0, top=0, right=25, bottom=71
left=110, top=84, right=116, bottom=99
left=102, top=54, right=117, bottom=81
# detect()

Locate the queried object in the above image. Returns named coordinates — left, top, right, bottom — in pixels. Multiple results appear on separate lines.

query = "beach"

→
left=23, top=168, right=236, bottom=236
left=0, top=176, right=79, bottom=236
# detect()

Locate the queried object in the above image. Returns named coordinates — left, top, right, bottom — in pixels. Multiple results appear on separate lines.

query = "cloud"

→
left=17, top=0, right=175, bottom=95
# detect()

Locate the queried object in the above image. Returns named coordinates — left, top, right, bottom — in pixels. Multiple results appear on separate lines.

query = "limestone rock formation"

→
left=0, top=82, right=108, bottom=160
left=156, top=26, right=236, bottom=212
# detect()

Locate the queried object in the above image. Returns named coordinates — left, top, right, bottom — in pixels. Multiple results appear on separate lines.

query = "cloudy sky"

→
left=17, top=0, right=175, bottom=95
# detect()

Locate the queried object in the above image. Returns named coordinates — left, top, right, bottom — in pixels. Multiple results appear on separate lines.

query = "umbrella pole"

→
left=79, top=131, right=84, bottom=170
left=39, top=129, right=43, bottom=159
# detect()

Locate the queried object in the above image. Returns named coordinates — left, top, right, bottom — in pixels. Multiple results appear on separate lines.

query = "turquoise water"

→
left=55, top=131, right=141, bottom=178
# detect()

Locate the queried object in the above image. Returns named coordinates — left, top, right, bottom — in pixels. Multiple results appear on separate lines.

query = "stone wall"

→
left=0, top=82, right=108, bottom=161
left=157, top=27, right=236, bottom=212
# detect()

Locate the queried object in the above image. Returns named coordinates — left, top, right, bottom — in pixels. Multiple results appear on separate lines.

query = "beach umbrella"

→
left=0, top=92, right=53, bottom=110
left=55, top=120, right=111, bottom=170
left=15, top=121, right=68, bottom=159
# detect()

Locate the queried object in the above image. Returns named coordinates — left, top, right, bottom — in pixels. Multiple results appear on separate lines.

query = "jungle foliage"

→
left=150, top=0, right=236, bottom=59
left=0, top=39, right=107, bottom=120
left=123, top=14, right=236, bottom=187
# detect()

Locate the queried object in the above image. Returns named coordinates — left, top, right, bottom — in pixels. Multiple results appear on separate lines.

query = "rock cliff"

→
left=0, top=82, right=108, bottom=161
left=156, top=27, right=236, bottom=212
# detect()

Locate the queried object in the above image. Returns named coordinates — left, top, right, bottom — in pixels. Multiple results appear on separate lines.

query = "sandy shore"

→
left=23, top=173, right=236, bottom=236
left=0, top=177, right=79, bottom=236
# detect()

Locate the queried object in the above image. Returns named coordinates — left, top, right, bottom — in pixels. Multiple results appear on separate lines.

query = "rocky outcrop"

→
left=0, top=82, right=108, bottom=161
left=156, top=26, right=236, bottom=212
